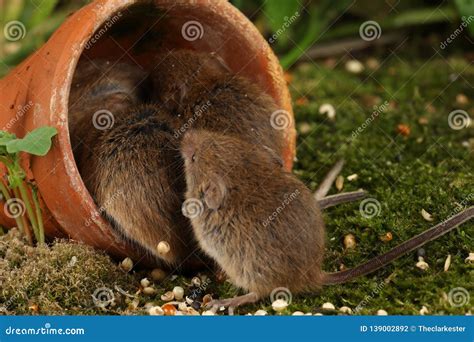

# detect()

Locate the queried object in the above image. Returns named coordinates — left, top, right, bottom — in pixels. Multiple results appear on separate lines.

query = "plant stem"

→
left=11, top=186, right=34, bottom=245
left=0, top=180, right=26, bottom=238
left=17, top=180, right=40, bottom=242
left=31, top=186, right=45, bottom=244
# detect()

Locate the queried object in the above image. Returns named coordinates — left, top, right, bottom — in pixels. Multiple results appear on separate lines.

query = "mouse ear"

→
left=262, top=145, right=284, bottom=168
left=203, top=177, right=227, bottom=210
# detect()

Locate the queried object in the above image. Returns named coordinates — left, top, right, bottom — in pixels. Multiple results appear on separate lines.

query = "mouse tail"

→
left=322, top=206, right=474, bottom=285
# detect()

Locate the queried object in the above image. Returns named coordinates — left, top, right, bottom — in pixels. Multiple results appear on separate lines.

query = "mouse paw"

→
left=205, top=292, right=258, bottom=309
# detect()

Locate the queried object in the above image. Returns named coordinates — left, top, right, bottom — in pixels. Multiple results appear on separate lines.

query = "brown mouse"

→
left=181, top=130, right=474, bottom=308
left=69, top=61, right=202, bottom=269
left=151, top=49, right=286, bottom=155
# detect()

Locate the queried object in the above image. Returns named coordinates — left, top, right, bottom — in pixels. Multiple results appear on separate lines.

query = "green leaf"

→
left=0, top=131, right=17, bottom=145
left=454, top=0, right=474, bottom=36
left=6, top=126, right=58, bottom=156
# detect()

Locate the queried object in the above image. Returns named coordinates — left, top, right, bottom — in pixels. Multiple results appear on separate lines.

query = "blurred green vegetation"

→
left=231, top=0, right=473, bottom=68
left=0, top=0, right=473, bottom=76
left=0, top=0, right=87, bottom=76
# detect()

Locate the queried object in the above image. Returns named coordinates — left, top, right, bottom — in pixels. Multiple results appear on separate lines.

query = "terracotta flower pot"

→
left=0, top=0, right=295, bottom=263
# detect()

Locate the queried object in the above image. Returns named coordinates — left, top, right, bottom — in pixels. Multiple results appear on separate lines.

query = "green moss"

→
left=0, top=229, right=136, bottom=315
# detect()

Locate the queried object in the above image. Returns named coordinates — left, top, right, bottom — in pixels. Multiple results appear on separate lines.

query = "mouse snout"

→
left=181, top=143, right=196, bottom=162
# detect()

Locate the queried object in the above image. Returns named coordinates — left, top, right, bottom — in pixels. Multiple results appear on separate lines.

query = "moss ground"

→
left=1, top=53, right=472, bottom=315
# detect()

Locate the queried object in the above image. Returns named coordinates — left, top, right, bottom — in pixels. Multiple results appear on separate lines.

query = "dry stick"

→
left=300, top=33, right=404, bottom=61
left=318, top=190, right=367, bottom=209
left=314, top=159, right=345, bottom=200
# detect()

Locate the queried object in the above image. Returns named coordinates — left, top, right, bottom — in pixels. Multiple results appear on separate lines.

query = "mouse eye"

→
left=191, top=153, right=197, bottom=162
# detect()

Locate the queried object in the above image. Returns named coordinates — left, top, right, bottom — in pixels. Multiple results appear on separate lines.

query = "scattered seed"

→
left=161, top=291, right=174, bottom=301
left=296, top=97, right=309, bottom=106
left=185, top=296, right=194, bottom=305
left=272, top=299, right=288, bottom=312
left=185, top=307, right=200, bottom=316
left=120, top=257, right=133, bottom=272
left=377, top=309, right=388, bottom=316
left=254, top=309, right=268, bottom=316
left=305, top=313, right=313, bottom=316
left=28, top=304, right=39, bottom=313
left=419, top=306, right=429, bottom=315
left=416, top=256, right=429, bottom=271
left=456, top=93, right=469, bottom=105
left=339, top=306, right=352, bottom=314
left=178, top=302, right=188, bottom=311
left=444, top=254, right=452, bottom=272
left=396, top=124, right=411, bottom=136
left=319, top=103, right=336, bottom=121
left=173, top=286, right=184, bottom=301
left=345, top=60, right=364, bottom=74
left=128, top=298, right=139, bottom=311
left=344, top=234, right=356, bottom=250
left=162, top=303, right=177, bottom=316
left=202, top=294, right=213, bottom=305
left=202, top=310, right=215, bottom=316
left=418, top=117, right=429, bottom=125
left=148, top=306, right=164, bottom=316
left=380, top=232, right=393, bottom=242
left=322, top=302, right=335, bottom=310
left=465, top=252, right=474, bottom=263
left=292, top=311, right=305, bottom=316
left=314, top=313, right=323, bottom=316
left=140, top=278, right=150, bottom=288
left=298, top=122, right=312, bottom=134
left=335, top=175, right=344, bottom=191
left=421, top=209, right=434, bottom=222
left=347, top=174, right=358, bottom=181
left=191, top=276, right=202, bottom=287
left=143, top=287, right=156, bottom=295
left=156, top=241, right=170, bottom=255
left=150, top=268, right=166, bottom=282
left=366, top=58, right=380, bottom=70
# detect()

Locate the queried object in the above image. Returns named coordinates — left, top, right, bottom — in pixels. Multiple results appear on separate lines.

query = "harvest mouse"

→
left=151, top=49, right=286, bottom=155
left=69, top=61, right=202, bottom=268
left=181, top=130, right=474, bottom=308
